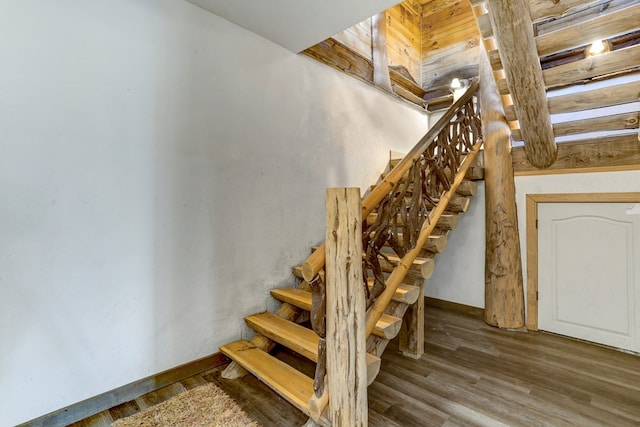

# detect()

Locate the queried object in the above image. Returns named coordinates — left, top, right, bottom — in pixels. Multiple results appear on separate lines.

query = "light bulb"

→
left=589, top=40, right=606, bottom=55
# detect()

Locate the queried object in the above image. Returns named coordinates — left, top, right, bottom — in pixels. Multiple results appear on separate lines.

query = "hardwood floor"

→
left=72, top=301, right=640, bottom=426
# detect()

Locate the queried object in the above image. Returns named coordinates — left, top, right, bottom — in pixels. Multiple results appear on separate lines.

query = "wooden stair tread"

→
left=367, top=212, right=459, bottom=230
left=310, top=244, right=432, bottom=279
left=272, top=283, right=419, bottom=308
left=389, top=157, right=484, bottom=180
left=292, top=265, right=304, bottom=280
left=270, top=287, right=313, bottom=310
left=244, top=312, right=381, bottom=384
left=376, top=252, right=435, bottom=280
left=369, top=193, right=470, bottom=213
left=264, top=292, right=401, bottom=340
left=387, top=232, right=448, bottom=254
left=368, top=282, right=421, bottom=305
left=219, top=340, right=314, bottom=415
left=369, top=179, right=477, bottom=197
left=372, top=313, right=402, bottom=339
left=246, top=312, right=319, bottom=362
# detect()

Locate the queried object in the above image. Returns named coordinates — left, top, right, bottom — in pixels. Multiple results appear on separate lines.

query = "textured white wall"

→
left=425, top=169, right=640, bottom=311
left=425, top=182, right=486, bottom=307
left=0, top=1, right=429, bottom=424
left=515, top=170, right=640, bottom=311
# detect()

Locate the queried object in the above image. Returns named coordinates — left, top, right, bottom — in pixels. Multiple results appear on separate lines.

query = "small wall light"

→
left=585, top=40, right=610, bottom=57
left=450, top=78, right=468, bottom=101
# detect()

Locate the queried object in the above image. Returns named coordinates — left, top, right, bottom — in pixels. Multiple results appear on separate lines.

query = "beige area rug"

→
left=112, top=383, right=260, bottom=427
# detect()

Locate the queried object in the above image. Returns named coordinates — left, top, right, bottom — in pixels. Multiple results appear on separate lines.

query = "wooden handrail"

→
left=301, top=79, right=480, bottom=282
left=307, top=86, right=482, bottom=421
left=309, top=137, right=483, bottom=422
left=364, top=140, right=483, bottom=338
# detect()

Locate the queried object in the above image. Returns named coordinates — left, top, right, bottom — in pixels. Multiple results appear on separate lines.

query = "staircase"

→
left=219, top=81, right=483, bottom=425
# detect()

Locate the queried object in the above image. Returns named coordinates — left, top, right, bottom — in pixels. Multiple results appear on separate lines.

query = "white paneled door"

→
left=538, top=202, right=640, bottom=353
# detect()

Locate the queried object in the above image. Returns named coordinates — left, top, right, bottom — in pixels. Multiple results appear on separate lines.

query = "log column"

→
left=479, top=47, right=525, bottom=329
left=399, top=276, right=424, bottom=359
left=325, top=188, right=368, bottom=427
left=485, top=0, right=557, bottom=168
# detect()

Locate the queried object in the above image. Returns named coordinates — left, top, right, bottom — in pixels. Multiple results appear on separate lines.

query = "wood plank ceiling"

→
left=304, top=0, right=640, bottom=169
left=471, top=0, right=640, bottom=167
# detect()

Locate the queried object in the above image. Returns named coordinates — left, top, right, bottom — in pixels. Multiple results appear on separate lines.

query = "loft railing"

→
left=306, top=80, right=483, bottom=422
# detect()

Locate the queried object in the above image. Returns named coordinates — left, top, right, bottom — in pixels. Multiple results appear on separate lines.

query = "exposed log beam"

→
left=477, top=13, right=493, bottom=38
left=495, top=78, right=508, bottom=95
left=543, top=44, right=640, bottom=88
left=487, top=49, right=502, bottom=71
left=512, top=110, right=639, bottom=140
left=528, top=0, right=603, bottom=23
left=486, top=0, right=557, bottom=168
left=302, top=38, right=372, bottom=84
left=548, top=79, right=640, bottom=114
left=372, top=12, right=392, bottom=92
left=535, top=0, right=639, bottom=35
left=390, top=70, right=426, bottom=98
left=535, top=4, right=640, bottom=57
left=504, top=104, right=516, bottom=122
left=512, top=133, right=640, bottom=175
left=554, top=112, right=639, bottom=137
left=302, top=37, right=426, bottom=105
left=392, top=84, right=425, bottom=105
left=506, top=79, right=640, bottom=120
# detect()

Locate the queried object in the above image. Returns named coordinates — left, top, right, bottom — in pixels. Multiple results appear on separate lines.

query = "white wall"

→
left=425, top=182, right=486, bottom=307
left=0, top=1, right=429, bottom=424
left=425, top=73, right=640, bottom=310
left=424, top=169, right=640, bottom=311
left=515, top=170, right=640, bottom=314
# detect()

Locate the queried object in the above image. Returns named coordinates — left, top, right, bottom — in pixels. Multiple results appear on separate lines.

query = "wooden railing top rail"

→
left=364, top=140, right=483, bottom=338
left=301, top=79, right=481, bottom=282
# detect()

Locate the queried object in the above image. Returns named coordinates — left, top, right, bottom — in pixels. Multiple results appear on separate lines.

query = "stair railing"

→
left=306, top=80, right=483, bottom=422
left=301, top=80, right=482, bottom=283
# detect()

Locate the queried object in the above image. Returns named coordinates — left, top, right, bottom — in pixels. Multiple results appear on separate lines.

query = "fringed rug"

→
left=112, top=383, right=260, bottom=427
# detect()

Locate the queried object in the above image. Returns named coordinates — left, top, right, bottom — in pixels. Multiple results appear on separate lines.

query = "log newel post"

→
left=479, top=47, right=525, bottom=329
left=325, top=188, right=368, bottom=427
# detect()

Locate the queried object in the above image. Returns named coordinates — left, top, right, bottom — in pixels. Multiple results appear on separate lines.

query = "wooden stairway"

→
left=219, top=152, right=483, bottom=425
left=220, top=82, right=483, bottom=424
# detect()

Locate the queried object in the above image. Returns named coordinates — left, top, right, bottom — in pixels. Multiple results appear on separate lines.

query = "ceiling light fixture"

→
left=585, top=40, right=609, bottom=56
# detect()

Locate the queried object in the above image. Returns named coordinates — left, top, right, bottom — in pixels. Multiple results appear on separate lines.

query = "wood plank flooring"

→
left=71, top=301, right=640, bottom=426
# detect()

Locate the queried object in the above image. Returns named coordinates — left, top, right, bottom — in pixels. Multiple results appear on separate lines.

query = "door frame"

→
left=525, top=192, right=640, bottom=331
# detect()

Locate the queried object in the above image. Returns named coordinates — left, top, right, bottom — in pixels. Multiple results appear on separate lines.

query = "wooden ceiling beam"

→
left=548, top=79, right=640, bottom=114
left=512, top=132, right=640, bottom=175
left=486, top=0, right=557, bottom=168
left=504, top=104, right=517, bottom=122
left=528, top=0, right=603, bottom=23
left=553, top=112, right=639, bottom=137
left=543, top=44, right=640, bottom=87
left=476, top=13, right=493, bottom=38
left=487, top=49, right=502, bottom=70
left=536, top=4, right=640, bottom=57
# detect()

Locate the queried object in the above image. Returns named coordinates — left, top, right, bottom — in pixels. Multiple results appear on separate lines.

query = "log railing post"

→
left=325, top=188, right=368, bottom=427
left=399, top=277, right=424, bottom=359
